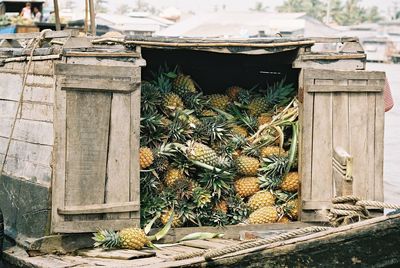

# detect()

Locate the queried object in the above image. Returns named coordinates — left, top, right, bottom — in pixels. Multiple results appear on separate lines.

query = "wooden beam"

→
left=53, top=0, right=61, bottom=31
left=84, top=0, right=89, bottom=34
left=57, top=202, right=140, bottom=215
left=88, top=0, right=96, bottom=36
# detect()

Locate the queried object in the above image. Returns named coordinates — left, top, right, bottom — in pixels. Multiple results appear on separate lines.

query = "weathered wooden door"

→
left=51, top=60, right=141, bottom=233
left=299, top=69, right=386, bottom=222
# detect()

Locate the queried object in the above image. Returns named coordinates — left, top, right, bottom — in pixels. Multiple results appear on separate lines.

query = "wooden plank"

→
left=130, top=76, right=141, bottom=222
left=55, top=63, right=139, bottom=78
left=307, top=85, right=383, bottom=93
left=299, top=69, right=314, bottom=205
left=292, top=58, right=365, bottom=71
left=64, top=91, right=111, bottom=211
left=303, top=69, right=386, bottom=81
left=349, top=93, right=368, bottom=199
left=332, top=93, right=350, bottom=197
left=51, top=70, right=67, bottom=233
left=53, top=218, right=140, bottom=233
left=58, top=201, right=140, bottom=215
left=0, top=29, right=78, bottom=40
left=301, top=201, right=332, bottom=210
left=60, top=78, right=137, bottom=93
left=374, top=91, right=384, bottom=202
left=300, top=53, right=366, bottom=60
left=0, top=100, right=53, bottom=122
left=0, top=118, right=53, bottom=146
left=366, top=93, right=376, bottom=200
left=311, top=93, right=333, bottom=206
left=106, top=94, right=131, bottom=220
left=77, top=248, right=155, bottom=260
left=64, top=51, right=140, bottom=58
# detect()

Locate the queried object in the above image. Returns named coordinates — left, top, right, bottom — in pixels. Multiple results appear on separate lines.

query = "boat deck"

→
left=3, top=213, right=400, bottom=268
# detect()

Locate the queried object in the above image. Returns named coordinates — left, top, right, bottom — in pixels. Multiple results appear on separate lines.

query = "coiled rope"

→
left=328, top=195, right=400, bottom=227
left=174, top=226, right=331, bottom=261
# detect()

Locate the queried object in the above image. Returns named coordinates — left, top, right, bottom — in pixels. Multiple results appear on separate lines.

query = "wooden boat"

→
left=2, top=212, right=400, bottom=267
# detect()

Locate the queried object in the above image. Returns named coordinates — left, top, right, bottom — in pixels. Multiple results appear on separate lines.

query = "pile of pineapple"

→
left=140, top=66, right=300, bottom=228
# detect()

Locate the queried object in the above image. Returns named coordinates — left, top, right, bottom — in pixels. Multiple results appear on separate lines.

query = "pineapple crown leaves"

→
left=165, top=117, right=194, bottom=143
left=141, top=81, right=162, bottom=113
left=197, top=169, right=234, bottom=199
left=192, top=187, right=212, bottom=208
left=92, top=229, right=120, bottom=249
left=259, top=155, right=289, bottom=179
left=182, top=92, right=210, bottom=113
left=264, top=79, right=295, bottom=106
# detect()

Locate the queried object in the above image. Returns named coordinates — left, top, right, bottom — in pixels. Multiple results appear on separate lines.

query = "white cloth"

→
left=21, top=7, right=32, bottom=19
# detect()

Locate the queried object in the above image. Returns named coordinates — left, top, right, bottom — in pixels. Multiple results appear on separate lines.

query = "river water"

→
left=367, top=63, right=400, bottom=204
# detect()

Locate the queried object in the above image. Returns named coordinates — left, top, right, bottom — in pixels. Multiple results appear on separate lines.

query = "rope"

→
left=328, top=195, right=400, bottom=227
left=0, top=30, right=51, bottom=178
left=174, top=226, right=331, bottom=261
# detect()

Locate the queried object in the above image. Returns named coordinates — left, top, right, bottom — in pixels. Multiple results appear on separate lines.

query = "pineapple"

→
left=248, top=97, right=269, bottom=116
left=139, top=147, right=154, bottom=169
left=226, top=86, right=243, bottom=101
left=257, top=113, right=273, bottom=127
left=173, top=74, right=197, bottom=96
left=234, top=177, right=260, bottom=198
left=277, top=215, right=291, bottom=223
left=201, top=109, right=218, bottom=117
left=164, top=168, right=186, bottom=187
left=119, top=228, right=149, bottom=250
left=187, top=141, right=219, bottom=167
left=193, top=187, right=212, bottom=207
left=260, top=146, right=287, bottom=158
left=247, top=191, right=276, bottom=211
left=280, top=172, right=299, bottom=192
left=214, top=200, right=228, bottom=214
left=248, top=206, right=278, bottom=224
left=93, top=228, right=149, bottom=250
left=164, top=93, right=184, bottom=112
left=286, top=199, right=299, bottom=220
left=236, top=155, right=260, bottom=176
left=209, top=94, right=230, bottom=110
left=231, top=125, right=248, bottom=138
left=161, top=209, right=183, bottom=228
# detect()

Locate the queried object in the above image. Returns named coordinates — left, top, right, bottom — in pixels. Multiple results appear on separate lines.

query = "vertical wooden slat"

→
left=311, top=93, right=333, bottom=201
left=332, top=93, right=349, bottom=196
left=349, top=93, right=368, bottom=198
left=105, top=94, right=131, bottom=220
left=299, top=70, right=314, bottom=202
left=51, top=61, right=66, bottom=232
left=130, top=79, right=141, bottom=224
left=374, top=91, right=384, bottom=201
left=65, top=91, right=111, bottom=216
left=366, top=93, right=376, bottom=200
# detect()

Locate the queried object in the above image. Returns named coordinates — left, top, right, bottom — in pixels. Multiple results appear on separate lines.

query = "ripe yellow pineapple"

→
left=214, top=200, right=228, bottom=214
left=247, top=191, right=276, bottom=211
left=260, top=146, right=287, bottom=158
left=286, top=199, right=299, bottom=220
left=139, top=147, right=154, bottom=169
left=248, top=206, right=278, bottom=224
left=161, top=209, right=182, bottom=228
left=164, top=93, right=184, bottom=111
left=231, top=125, right=248, bottom=138
left=164, top=168, right=186, bottom=187
left=201, top=109, right=218, bottom=117
left=280, top=172, right=299, bottom=192
left=226, top=86, right=243, bottom=101
left=173, top=74, right=197, bottom=96
left=119, top=228, right=149, bottom=250
left=257, top=113, right=273, bottom=127
left=234, top=177, right=260, bottom=198
left=277, top=215, right=291, bottom=223
left=187, top=141, right=218, bottom=166
left=248, top=98, right=269, bottom=116
left=236, top=155, right=260, bottom=176
left=209, top=94, right=230, bottom=110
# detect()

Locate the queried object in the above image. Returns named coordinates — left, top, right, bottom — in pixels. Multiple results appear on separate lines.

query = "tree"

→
left=250, top=2, right=268, bottom=12
left=276, top=0, right=325, bottom=20
left=116, top=4, right=130, bottom=15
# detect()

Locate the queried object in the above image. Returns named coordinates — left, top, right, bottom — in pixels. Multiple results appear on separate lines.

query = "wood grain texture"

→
left=105, top=94, right=131, bottom=220
left=65, top=91, right=111, bottom=207
left=374, top=91, right=384, bottom=202
left=58, top=201, right=139, bottom=215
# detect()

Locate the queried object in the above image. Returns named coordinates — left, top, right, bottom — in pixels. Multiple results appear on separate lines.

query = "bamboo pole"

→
left=84, top=0, right=89, bottom=34
left=53, top=0, right=61, bottom=31
left=88, top=0, right=96, bottom=36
